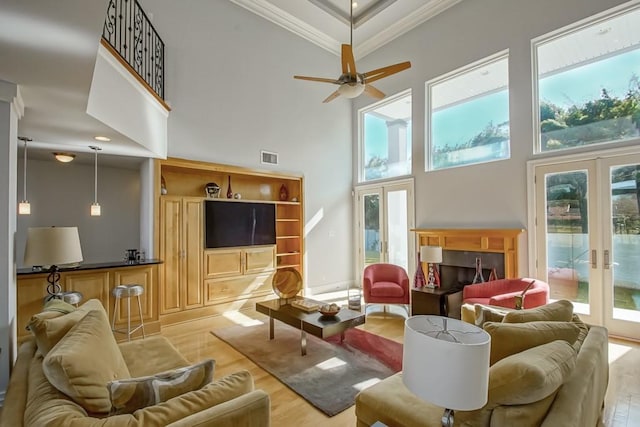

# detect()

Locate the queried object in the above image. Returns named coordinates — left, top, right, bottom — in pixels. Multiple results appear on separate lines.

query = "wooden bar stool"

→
left=111, top=284, right=145, bottom=341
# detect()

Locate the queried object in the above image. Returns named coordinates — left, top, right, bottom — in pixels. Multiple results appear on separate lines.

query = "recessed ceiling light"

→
left=53, top=152, right=76, bottom=163
left=94, top=136, right=111, bottom=142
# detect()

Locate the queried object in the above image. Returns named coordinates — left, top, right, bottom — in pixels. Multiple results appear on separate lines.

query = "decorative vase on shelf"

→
left=226, top=175, right=233, bottom=199
left=279, top=184, right=289, bottom=201
left=471, top=257, right=485, bottom=284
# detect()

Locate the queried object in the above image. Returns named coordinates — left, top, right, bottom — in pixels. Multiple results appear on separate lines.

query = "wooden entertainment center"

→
left=154, top=158, right=304, bottom=326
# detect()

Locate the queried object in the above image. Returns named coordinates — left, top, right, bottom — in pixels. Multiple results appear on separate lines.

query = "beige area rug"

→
left=211, top=317, right=401, bottom=416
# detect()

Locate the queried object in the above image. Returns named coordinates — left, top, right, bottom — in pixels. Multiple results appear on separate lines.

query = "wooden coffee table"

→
left=255, top=297, right=365, bottom=355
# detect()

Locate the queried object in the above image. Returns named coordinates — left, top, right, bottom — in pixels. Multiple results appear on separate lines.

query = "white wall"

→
left=143, top=0, right=354, bottom=291
left=15, top=159, right=141, bottom=267
left=353, top=0, right=630, bottom=276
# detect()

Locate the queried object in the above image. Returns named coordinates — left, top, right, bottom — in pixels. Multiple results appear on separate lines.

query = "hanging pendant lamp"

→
left=89, top=146, right=102, bottom=216
left=18, top=136, right=32, bottom=215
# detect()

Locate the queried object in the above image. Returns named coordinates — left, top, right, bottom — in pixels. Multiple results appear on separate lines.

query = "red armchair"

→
left=462, top=278, right=550, bottom=309
left=362, top=263, right=410, bottom=314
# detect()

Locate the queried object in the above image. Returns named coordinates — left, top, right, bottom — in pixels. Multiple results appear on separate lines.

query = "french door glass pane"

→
left=545, top=170, right=590, bottom=308
left=386, top=189, right=408, bottom=272
left=363, top=194, right=381, bottom=267
left=610, top=164, right=640, bottom=321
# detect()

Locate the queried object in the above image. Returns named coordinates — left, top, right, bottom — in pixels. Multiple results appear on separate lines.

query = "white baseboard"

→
left=306, top=280, right=355, bottom=296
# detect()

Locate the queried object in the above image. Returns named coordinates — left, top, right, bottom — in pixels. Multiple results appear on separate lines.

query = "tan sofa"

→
left=355, top=301, right=609, bottom=427
left=1, top=299, right=270, bottom=427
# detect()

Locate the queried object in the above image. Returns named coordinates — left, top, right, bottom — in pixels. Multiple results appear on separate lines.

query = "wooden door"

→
left=64, top=271, right=110, bottom=312
left=160, top=197, right=182, bottom=314
left=203, top=249, right=243, bottom=278
left=112, top=265, right=156, bottom=324
left=183, top=198, right=203, bottom=309
left=245, top=246, right=276, bottom=274
left=16, top=275, right=49, bottom=341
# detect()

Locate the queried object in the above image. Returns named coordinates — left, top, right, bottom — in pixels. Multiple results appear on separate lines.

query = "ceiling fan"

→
left=294, top=1, right=411, bottom=103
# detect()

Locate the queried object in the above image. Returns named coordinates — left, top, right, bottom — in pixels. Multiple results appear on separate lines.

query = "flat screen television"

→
left=204, top=200, right=276, bottom=248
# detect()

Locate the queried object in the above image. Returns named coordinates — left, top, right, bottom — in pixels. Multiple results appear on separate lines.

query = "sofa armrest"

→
left=488, top=291, right=520, bottom=308
left=166, top=390, right=270, bottom=427
left=0, top=339, right=37, bottom=427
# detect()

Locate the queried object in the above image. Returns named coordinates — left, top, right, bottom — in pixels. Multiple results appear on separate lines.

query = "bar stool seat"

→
left=111, top=284, right=145, bottom=341
left=61, top=291, right=83, bottom=307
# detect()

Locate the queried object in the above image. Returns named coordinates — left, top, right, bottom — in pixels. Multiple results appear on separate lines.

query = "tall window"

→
left=359, top=90, right=412, bottom=182
left=534, top=4, right=640, bottom=153
left=427, top=52, right=510, bottom=171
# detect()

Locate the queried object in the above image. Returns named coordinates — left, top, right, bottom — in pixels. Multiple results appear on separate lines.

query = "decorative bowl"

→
left=319, top=304, right=341, bottom=317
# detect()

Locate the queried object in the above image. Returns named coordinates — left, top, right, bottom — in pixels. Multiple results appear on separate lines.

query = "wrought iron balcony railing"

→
left=102, top=0, right=165, bottom=100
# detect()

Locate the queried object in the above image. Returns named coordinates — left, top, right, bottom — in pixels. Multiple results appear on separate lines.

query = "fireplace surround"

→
left=412, top=229, right=524, bottom=290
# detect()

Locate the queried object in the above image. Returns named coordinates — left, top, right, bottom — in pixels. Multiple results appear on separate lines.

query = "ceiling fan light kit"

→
left=294, top=0, right=411, bottom=103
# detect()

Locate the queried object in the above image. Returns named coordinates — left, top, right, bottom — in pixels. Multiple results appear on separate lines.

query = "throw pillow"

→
left=502, top=299, right=574, bottom=323
left=484, top=320, right=580, bottom=365
left=488, top=340, right=577, bottom=406
left=28, top=299, right=104, bottom=355
left=42, top=308, right=131, bottom=413
left=108, top=359, right=215, bottom=415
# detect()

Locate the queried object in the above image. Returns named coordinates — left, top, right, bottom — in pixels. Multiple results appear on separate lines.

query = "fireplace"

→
left=412, top=228, right=524, bottom=291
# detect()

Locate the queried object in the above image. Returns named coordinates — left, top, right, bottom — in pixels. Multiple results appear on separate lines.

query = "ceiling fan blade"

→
left=322, top=90, right=341, bottom=103
left=294, top=75, right=341, bottom=84
left=362, top=61, right=411, bottom=84
left=364, top=84, right=385, bottom=99
left=341, top=44, right=357, bottom=76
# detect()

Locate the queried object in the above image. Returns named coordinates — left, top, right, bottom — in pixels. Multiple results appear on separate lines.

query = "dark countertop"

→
left=17, top=259, right=162, bottom=276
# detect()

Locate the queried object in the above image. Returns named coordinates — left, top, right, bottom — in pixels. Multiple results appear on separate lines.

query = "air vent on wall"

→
left=261, top=150, right=279, bottom=165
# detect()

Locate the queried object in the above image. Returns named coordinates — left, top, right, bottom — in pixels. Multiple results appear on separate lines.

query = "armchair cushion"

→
left=483, top=320, right=580, bottom=365
left=108, top=359, right=215, bottom=415
left=363, top=263, right=410, bottom=305
left=42, top=308, right=130, bottom=413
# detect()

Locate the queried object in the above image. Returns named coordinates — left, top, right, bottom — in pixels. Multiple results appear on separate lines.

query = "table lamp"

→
left=24, top=227, right=83, bottom=301
left=420, top=246, right=442, bottom=288
left=402, top=315, right=491, bottom=427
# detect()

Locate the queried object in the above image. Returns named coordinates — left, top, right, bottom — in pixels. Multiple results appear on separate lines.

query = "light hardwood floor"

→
left=161, top=297, right=640, bottom=427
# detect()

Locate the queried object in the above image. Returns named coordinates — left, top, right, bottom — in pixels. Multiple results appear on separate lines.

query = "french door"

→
left=355, top=179, right=415, bottom=282
left=533, top=154, right=640, bottom=339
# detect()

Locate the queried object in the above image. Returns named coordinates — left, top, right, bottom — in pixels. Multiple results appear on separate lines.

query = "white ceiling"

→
left=0, top=0, right=461, bottom=167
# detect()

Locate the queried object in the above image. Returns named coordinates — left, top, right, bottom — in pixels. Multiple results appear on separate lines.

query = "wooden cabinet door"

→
left=64, top=271, right=110, bottom=312
left=183, top=198, right=203, bottom=309
left=112, top=265, right=156, bottom=324
left=16, top=275, right=49, bottom=341
left=203, top=249, right=243, bottom=278
left=245, top=246, right=276, bottom=274
left=160, top=197, right=182, bottom=314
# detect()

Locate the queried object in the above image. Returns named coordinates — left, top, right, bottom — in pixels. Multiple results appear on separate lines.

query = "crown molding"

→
left=357, top=0, right=464, bottom=58
left=229, top=0, right=341, bottom=55
left=230, top=0, right=463, bottom=58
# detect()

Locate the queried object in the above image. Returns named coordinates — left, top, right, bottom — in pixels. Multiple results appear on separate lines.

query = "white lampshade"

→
left=402, top=315, right=490, bottom=411
left=420, top=246, right=443, bottom=263
left=24, top=227, right=83, bottom=267
left=338, top=82, right=365, bottom=98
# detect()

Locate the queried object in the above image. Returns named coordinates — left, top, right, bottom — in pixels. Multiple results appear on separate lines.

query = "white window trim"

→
left=531, top=0, right=640, bottom=156
left=358, top=88, right=412, bottom=184
left=425, top=49, right=510, bottom=172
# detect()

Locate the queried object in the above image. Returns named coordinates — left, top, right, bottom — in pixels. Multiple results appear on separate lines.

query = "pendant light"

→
left=18, top=136, right=32, bottom=215
left=89, top=146, right=102, bottom=216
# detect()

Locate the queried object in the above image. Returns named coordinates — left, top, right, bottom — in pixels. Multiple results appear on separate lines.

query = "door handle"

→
left=591, top=249, right=597, bottom=269
left=604, top=249, right=610, bottom=270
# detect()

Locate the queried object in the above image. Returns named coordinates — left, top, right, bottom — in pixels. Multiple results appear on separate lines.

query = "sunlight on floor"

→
left=353, top=378, right=382, bottom=391
left=316, top=357, right=348, bottom=370
left=222, top=310, right=264, bottom=327
left=609, top=341, right=633, bottom=363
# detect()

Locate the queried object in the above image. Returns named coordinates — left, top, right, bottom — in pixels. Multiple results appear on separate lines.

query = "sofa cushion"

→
left=108, top=359, right=215, bottom=415
left=42, top=308, right=131, bottom=413
left=28, top=299, right=104, bottom=355
left=502, top=299, right=573, bottom=323
left=488, top=340, right=576, bottom=405
left=484, top=321, right=580, bottom=365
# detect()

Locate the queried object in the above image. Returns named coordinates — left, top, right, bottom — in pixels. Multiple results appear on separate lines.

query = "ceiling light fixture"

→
left=18, top=136, right=32, bottom=215
left=89, top=146, right=102, bottom=216
left=53, top=152, right=76, bottom=163
left=94, top=136, right=111, bottom=142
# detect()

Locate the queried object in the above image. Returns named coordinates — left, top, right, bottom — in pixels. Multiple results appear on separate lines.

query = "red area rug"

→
left=325, top=328, right=403, bottom=372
